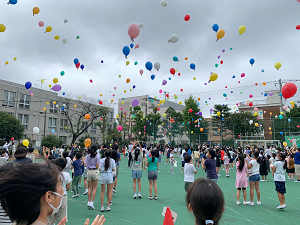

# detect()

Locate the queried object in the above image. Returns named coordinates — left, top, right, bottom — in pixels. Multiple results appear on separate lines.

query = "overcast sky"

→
left=1, top=0, right=300, bottom=117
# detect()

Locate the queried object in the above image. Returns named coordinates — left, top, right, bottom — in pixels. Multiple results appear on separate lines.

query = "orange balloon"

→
left=84, top=138, right=91, bottom=147
left=200, top=128, right=204, bottom=132
left=216, top=29, right=225, bottom=41
left=198, top=98, right=200, bottom=101
left=292, top=105, right=295, bottom=108
left=269, top=131, right=272, bottom=135
left=111, top=99, right=114, bottom=103
left=218, top=129, right=220, bottom=132
left=85, top=114, right=90, bottom=119
left=262, top=82, right=266, bottom=85
left=126, top=78, right=130, bottom=83
left=185, top=57, right=188, bottom=60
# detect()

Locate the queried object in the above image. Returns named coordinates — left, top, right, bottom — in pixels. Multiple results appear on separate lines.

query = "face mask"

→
left=206, top=153, right=209, bottom=158
left=275, top=157, right=279, bottom=161
left=48, top=191, right=63, bottom=215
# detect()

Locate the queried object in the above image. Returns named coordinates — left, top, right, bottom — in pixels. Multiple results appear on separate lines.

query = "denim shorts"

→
left=249, top=174, right=260, bottom=182
left=275, top=181, right=286, bottom=194
left=148, top=171, right=158, bottom=180
left=99, top=172, right=113, bottom=184
left=132, top=170, right=142, bottom=179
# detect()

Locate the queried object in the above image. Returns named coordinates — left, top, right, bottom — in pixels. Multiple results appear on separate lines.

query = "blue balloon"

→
left=150, top=75, right=155, bottom=80
left=223, top=93, right=227, bottom=97
left=280, top=132, right=283, bottom=135
left=264, top=93, right=268, bottom=97
left=173, top=56, right=179, bottom=62
left=74, top=58, right=79, bottom=64
left=130, top=43, right=134, bottom=48
left=145, top=61, right=153, bottom=71
left=196, top=102, right=200, bottom=106
left=222, top=118, right=224, bottom=121
left=80, top=64, right=84, bottom=70
left=62, top=92, right=65, bottom=95
left=101, top=60, right=104, bottom=63
left=288, top=119, right=291, bottom=122
left=190, top=63, right=196, bottom=70
left=261, top=69, right=265, bottom=73
left=212, top=24, right=219, bottom=32
left=249, top=58, right=255, bottom=65
left=205, top=101, right=207, bottom=103
left=148, top=97, right=151, bottom=99
left=231, top=91, right=233, bottom=93
left=25, top=81, right=32, bottom=89
left=232, top=75, right=236, bottom=78
left=51, top=129, right=55, bottom=133
left=168, top=77, right=171, bottom=80
left=61, top=107, right=65, bottom=110
left=279, top=93, right=282, bottom=97
left=9, top=0, right=17, bottom=4
left=133, top=85, right=136, bottom=89
left=122, top=46, right=130, bottom=57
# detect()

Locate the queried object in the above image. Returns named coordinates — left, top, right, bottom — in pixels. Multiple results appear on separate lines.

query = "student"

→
left=147, top=150, right=158, bottom=200
left=215, top=149, right=221, bottom=176
left=202, top=149, right=218, bottom=184
left=186, top=178, right=225, bottom=225
left=259, top=149, right=268, bottom=181
left=291, top=147, right=300, bottom=182
left=13, top=147, right=33, bottom=164
left=71, top=152, right=83, bottom=198
left=62, top=151, right=72, bottom=173
left=59, top=146, right=64, bottom=157
left=246, top=151, right=261, bottom=206
left=131, top=146, right=143, bottom=199
left=99, top=150, right=116, bottom=212
left=224, top=152, right=230, bottom=177
left=54, top=146, right=60, bottom=159
left=111, top=144, right=121, bottom=194
left=184, top=155, right=197, bottom=192
left=48, top=158, right=72, bottom=225
left=220, top=148, right=225, bottom=170
left=27, top=147, right=35, bottom=163
left=165, top=147, right=170, bottom=164
left=85, top=144, right=100, bottom=210
left=142, top=150, right=147, bottom=172
left=169, top=149, right=176, bottom=174
left=235, top=155, right=248, bottom=205
left=193, top=149, right=200, bottom=169
left=288, top=154, right=295, bottom=180
left=0, top=150, right=7, bottom=166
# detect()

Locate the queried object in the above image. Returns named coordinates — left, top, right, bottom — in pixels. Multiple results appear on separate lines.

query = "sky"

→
left=1, top=0, right=300, bottom=117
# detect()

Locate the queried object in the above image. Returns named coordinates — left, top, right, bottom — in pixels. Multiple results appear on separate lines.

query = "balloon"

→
left=179, top=101, right=182, bottom=105
left=126, top=78, right=130, bottom=83
left=249, top=102, right=253, bottom=107
left=45, top=26, right=52, bottom=33
left=254, top=112, right=258, bottom=116
left=153, top=62, right=160, bottom=71
left=255, top=123, right=259, bottom=127
left=283, top=106, right=288, bottom=110
left=215, top=64, right=218, bottom=68
left=210, top=73, right=218, bottom=81
left=139, top=23, right=143, bottom=28
left=85, top=114, right=91, bottom=120
left=74, top=58, right=79, bottom=64
left=188, top=109, right=193, bottom=113
left=184, top=15, right=190, bottom=21
left=8, top=0, right=17, bottom=4
left=145, top=61, right=153, bottom=71
left=80, top=64, right=84, bottom=70
left=190, top=63, right=196, bottom=70
left=170, top=68, right=175, bottom=75
left=249, top=94, right=253, bottom=98
left=135, top=44, right=140, bottom=49
left=291, top=101, right=295, bottom=105
left=220, top=60, right=223, bottom=64
left=33, top=127, right=40, bottom=134
left=223, top=93, right=227, bottom=97
left=216, top=29, right=225, bottom=41
left=249, top=120, right=253, bottom=125
left=25, top=81, right=32, bottom=89
left=126, top=61, right=130, bottom=66
left=274, top=62, right=282, bottom=70
left=132, top=99, right=139, bottom=107
left=283, top=142, right=287, bottom=147
left=288, top=119, right=291, bottom=123
left=162, top=80, right=167, bottom=85
left=52, top=84, right=61, bottom=92
left=38, top=21, right=44, bottom=27
left=128, top=24, right=140, bottom=40
left=168, top=34, right=179, bottom=43
left=161, top=0, right=167, bottom=7
left=139, top=69, right=143, bottom=75
left=117, top=126, right=123, bottom=132
left=43, top=107, right=46, bottom=111
left=249, top=58, right=255, bottom=66
left=33, top=7, right=40, bottom=15
left=261, top=69, right=265, bottom=73
left=76, top=63, right=80, bottom=69
left=217, top=112, right=221, bottom=116
left=279, top=115, right=283, bottom=119
left=238, top=25, right=246, bottom=35
left=130, top=43, right=134, bottom=48
left=0, top=24, right=6, bottom=32
left=212, top=24, right=219, bottom=32
left=241, top=73, right=245, bottom=77
left=174, top=95, right=178, bottom=99
left=53, top=78, right=58, bottom=84
left=282, top=83, right=297, bottom=99
left=62, top=38, right=67, bottom=44
left=62, top=92, right=65, bottom=95
left=263, top=82, right=266, bottom=85
left=159, top=89, right=162, bottom=93
left=173, top=56, right=179, bottom=62
left=84, top=138, right=92, bottom=147
left=23, top=139, right=29, bottom=147
left=296, top=25, right=300, bottom=30
left=54, top=35, right=60, bottom=40
left=122, top=46, right=130, bottom=58
left=254, top=107, right=258, bottom=112
left=76, top=36, right=80, bottom=39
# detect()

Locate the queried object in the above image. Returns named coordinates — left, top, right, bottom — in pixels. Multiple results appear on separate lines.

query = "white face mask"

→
left=48, top=191, right=63, bottom=215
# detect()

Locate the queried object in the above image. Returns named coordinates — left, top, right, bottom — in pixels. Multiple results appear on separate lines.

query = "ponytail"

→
left=151, top=150, right=156, bottom=162
left=253, top=151, right=261, bottom=164
left=134, top=149, right=140, bottom=161
left=89, top=144, right=97, bottom=158
left=104, top=150, right=111, bottom=171
left=279, top=153, right=287, bottom=169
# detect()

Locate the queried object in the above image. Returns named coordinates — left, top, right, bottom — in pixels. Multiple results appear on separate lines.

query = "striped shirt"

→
left=0, top=204, right=11, bottom=224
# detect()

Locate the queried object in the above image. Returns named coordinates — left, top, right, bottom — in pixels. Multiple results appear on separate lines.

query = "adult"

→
left=291, top=147, right=300, bottom=182
left=62, top=151, right=72, bottom=174
left=13, top=148, right=32, bottom=164
left=264, top=146, right=272, bottom=158
left=59, top=146, right=64, bottom=157
left=202, top=149, right=218, bottom=184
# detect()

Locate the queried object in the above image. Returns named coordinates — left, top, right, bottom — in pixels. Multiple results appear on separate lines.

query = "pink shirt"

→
left=235, top=161, right=248, bottom=189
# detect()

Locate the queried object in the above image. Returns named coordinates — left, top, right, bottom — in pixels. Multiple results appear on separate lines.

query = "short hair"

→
left=185, top=155, right=192, bottom=163
left=0, top=150, right=6, bottom=156
left=28, top=147, right=34, bottom=153
left=103, top=144, right=108, bottom=149
left=14, top=147, right=27, bottom=159
left=51, top=158, right=67, bottom=171
left=48, top=155, right=55, bottom=161
left=76, top=152, right=83, bottom=160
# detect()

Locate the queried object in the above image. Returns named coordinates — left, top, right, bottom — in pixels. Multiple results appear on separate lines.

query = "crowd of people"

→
left=0, top=141, right=299, bottom=225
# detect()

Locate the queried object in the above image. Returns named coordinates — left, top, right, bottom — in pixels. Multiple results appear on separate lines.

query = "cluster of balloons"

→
left=212, top=24, right=225, bottom=41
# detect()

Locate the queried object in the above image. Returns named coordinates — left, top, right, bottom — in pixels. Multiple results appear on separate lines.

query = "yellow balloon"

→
left=0, top=24, right=6, bottom=32
left=84, top=138, right=91, bottom=147
left=191, top=131, right=193, bottom=134
left=79, top=96, right=81, bottom=99
left=162, top=123, right=164, bottom=125
left=162, top=100, right=166, bottom=104
left=74, top=104, right=77, bottom=108
left=290, top=101, right=295, bottom=105
left=130, top=89, right=132, bottom=91
left=238, top=25, right=246, bottom=35
left=217, top=112, right=221, bottom=116
left=53, top=101, right=56, bottom=105
left=269, top=127, right=271, bottom=131
left=49, top=84, right=52, bottom=88
left=280, top=112, right=283, bottom=115
left=41, top=79, right=44, bottom=83
left=33, top=7, right=40, bottom=15
left=121, top=101, right=124, bottom=105
left=53, top=78, right=58, bottom=83
left=54, top=35, right=60, bottom=40
left=216, top=29, right=225, bottom=40
left=124, top=90, right=126, bottom=93
left=254, top=112, right=258, bottom=116
left=5, top=61, right=8, bottom=65
left=116, top=115, right=119, bottom=118
left=163, top=113, right=166, bottom=117
left=46, top=102, right=49, bottom=105
left=126, top=61, right=130, bottom=66
left=65, top=127, right=68, bottom=129
left=255, top=123, right=259, bottom=127
left=159, top=100, right=162, bottom=104
left=179, top=101, right=182, bottom=105
left=210, top=73, right=218, bottom=81
left=175, top=69, right=177, bottom=72
left=45, top=26, right=52, bottom=33
left=23, top=139, right=29, bottom=147
left=193, top=77, right=196, bottom=80
left=13, top=57, right=17, bottom=61
left=283, top=142, right=287, bottom=147
left=274, top=62, right=281, bottom=70
left=43, top=107, right=46, bottom=111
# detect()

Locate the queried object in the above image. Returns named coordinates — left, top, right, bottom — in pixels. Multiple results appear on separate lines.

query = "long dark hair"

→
left=89, top=144, right=98, bottom=158
left=186, top=178, right=224, bottom=225
left=238, top=155, right=245, bottom=172
left=279, top=153, right=287, bottom=169
left=104, top=150, right=112, bottom=171
left=134, top=148, right=140, bottom=161
left=253, top=151, right=261, bottom=164
left=151, top=150, right=156, bottom=162
left=111, top=150, right=118, bottom=163
left=0, top=162, right=59, bottom=225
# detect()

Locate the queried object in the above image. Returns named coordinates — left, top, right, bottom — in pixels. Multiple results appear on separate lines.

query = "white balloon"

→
left=56, top=105, right=59, bottom=108
left=63, top=104, right=66, bottom=107
left=139, top=23, right=143, bottom=28
left=33, top=127, right=40, bottom=134
left=168, top=34, right=179, bottom=43
left=154, top=62, right=161, bottom=71
left=249, top=120, right=253, bottom=125
left=64, top=19, right=68, bottom=23
left=287, top=108, right=290, bottom=113
left=62, top=38, right=67, bottom=44
left=161, top=0, right=167, bottom=7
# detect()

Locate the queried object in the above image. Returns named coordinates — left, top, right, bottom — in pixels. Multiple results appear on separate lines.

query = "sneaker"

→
left=138, top=193, right=142, bottom=198
left=75, top=194, right=79, bottom=197
left=78, top=184, right=81, bottom=189
left=288, top=177, right=291, bottom=180
left=218, top=174, right=221, bottom=176
left=154, top=196, right=158, bottom=200
left=110, top=201, right=113, bottom=206
left=101, top=207, right=105, bottom=212
left=72, top=195, right=77, bottom=198
left=243, top=201, right=247, bottom=205
left=236, top=201, right=241, bottom=205
left=113, top=188, right=117, bottom=193
left=71, top=190, right=73, bottom=193
left=277, top=204, right=286, bottom=209
left=223, top=169, right=225, bottom=170
left=133, top=194, right=137, bottom=199
left=83, top=190, right=88, bottom=195
left=246, top=202, right=254, bottom=206
left=148, top=196, right=153, bottom=200
left=294, top=180, right=300, bottom=183
left=106, top=206, right=111, bottom=211
left=170, top=172, right=174, bottom=174
left=89, top=204, right=95, bottom=210
left=256, top=201, right=261, bottom=205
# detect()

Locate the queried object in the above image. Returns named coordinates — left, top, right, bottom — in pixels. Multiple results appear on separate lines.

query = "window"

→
left=92, top=137, right=96, bottom=144
left=60, top=102, right=68, bottom=114
left=59, top=136, right=67, bottom=144
left=49, top=100, right=58, bottom=114
left=213, top=130, right=220, bottom=136
left=108, top=112, right=113, bottom=122
left=48, top=118, right=57, bottom=131
left=90, top=123, right=97, bottom=134
left=2, top=91, right=15, bottom=107
left=18, top=114, right=28, bottom=129
left=19, top=94, right=31, bottom=109
left=60, top=119, right=68, bottom=132
left=82, top=122, right=88, bottom=133
left=141, top=103, right=146, bottom=106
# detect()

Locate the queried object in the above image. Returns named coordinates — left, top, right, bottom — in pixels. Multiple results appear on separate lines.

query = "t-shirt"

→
left=220, top=150, right=225, bottom=160
left=194, top=151, right=200, bottom=159
left=264, top=148, right=272, bottom=157
left=85, top=154, right=100, bottom=169
left=100, top=158, right=116, bottom=173
left=26, top=153, right=35, bottom=163
left=203, top=158, right=218, bottom=179
left=274, top=161, right=286, bottom=182
left=147, top=157, right=158, bottom=171
left=129, top=144, right=134, bottom=153
left=117, top=152, right=121, bottom=166
left=131, top=153, right=143, bottom=171
left=55, top=148, right=60, bottom=154
left=188, top=149, right=192, bottom=156
left=60, top=148, right=64, bottom=155
left=294, top=152, right=300, bottom=165
left=63, top=157, right=72, bottom=173
left=170, top=153, right=174, bottom=161
left=249, top=159, right=260, bottom=176
left=0, top=157, right=7, bottom=166
left=184, top=163, right=196, bottom=182
left=0, top=204, right=11, bottom=224
left=224, top=156, right=230, bottom=164
left=180, top=154, right=184, bottom=162
left=13, top=157, right=32, bottom=164
left=289, top=158, right=295, bottom=169
left=73, top=160, right=83, bottom=176
left=229, top=151, right=234, bottom=158
left=61, top=172, right=72, bottom=195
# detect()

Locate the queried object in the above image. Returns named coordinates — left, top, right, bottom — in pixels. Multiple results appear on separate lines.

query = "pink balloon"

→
left=264, top=111, right=266, bottom=114
left=283, top=106, right=288, bottom=110
left=114, top=87, right=117, bottom=90
left=124, top=111, right=127, bottom=114
left=241, top=73, right=245, bottom=77
left=246, top=102, right=249, bottom=106
left=135, top=44, right=140, bottom=49
left=257, top=117, right=260, bottom=120
left=118, top=126, right=123, bottom=131
left=121, top=107, right=123, bottom=110
left=139, top=69, right=143, bottom=75
left=128, top=24, right=140, bottom=39
left=38, top=21, right=44, bottom=27
left=159, top=89, right=162, bottom=93
left=236, top=103, right=239, bottom=106
left=254, top=107, right=258, bottom=112
left=249, top=94, right=253, bottom=98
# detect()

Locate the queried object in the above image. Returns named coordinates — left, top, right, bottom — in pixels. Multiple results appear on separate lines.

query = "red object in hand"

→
left=184, top=15, right=191, bottom=21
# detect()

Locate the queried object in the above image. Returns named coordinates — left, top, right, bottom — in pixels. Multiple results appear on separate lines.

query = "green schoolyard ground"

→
left=61, top=156, right=299, bottom=225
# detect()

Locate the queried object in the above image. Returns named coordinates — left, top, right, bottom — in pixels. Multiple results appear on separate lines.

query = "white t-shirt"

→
left=63, top=157, right=72, bottom=173
left=60, top=148, right=64, bottom=155
left=180, top=154, right=184, bottom=162
left=184, top=163, right=196, bottom=182
left=129, top=144, right=134, bottom=153
left=269, top=158, right=275, bottom=167
left=100, top=158, right=116, bottom=173
left=274, top=161, right=286, bottom=182
left=61, top=172, right=72, bottom=196
left=249, top=159, right=260, bottom=176
left=170, top=153, right=174, bottom=161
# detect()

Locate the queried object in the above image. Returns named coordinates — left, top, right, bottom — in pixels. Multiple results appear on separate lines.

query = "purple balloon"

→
left=199, top=112, right=203, bottom=116
left=52, top=84, right=62, bottom=92
left=209, top=98, right=211, bottom=100
left=204, top=83, right=207, bottom=85
left=210, top=72, right=213, bottom=74
left=162, top=80, right=167, bottom=85
left=269, top=93, right=273, bottom=96
left=222, top=49, right=225, bottom=53
left=210, top=108, right=213, bottom=111
left=28, top=91, right=32, bottom=94
left=131, top=99, right=139, bottom=107
left=218, top=55, right=220, bottom=59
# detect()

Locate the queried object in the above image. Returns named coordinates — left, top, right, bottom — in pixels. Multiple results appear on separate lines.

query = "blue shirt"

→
left=188, top=149, right=192, bottom=156
left=73, top=160, right=83, bottom=176
left=117, top=152, right=121, bottom=166
left=295, top=152, right=300, bottom=165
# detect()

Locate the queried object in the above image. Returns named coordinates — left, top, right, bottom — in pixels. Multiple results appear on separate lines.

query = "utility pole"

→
left=163, top=91, right=169, bottom=100
left=279, top=79, right=283, bottom=112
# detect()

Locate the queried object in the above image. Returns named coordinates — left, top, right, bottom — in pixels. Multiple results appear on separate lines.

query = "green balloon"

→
left=134, top=61, right=138, bottom=65
left=60, top=71, right=65, bottom=76
left=230, top=47, right=233, bottom=50
left=76, top=36, right=80, bottom=39
left=240, top=92, right=242, bottom=94
left=118, top=75, right=121, bottom=78
left=215, top=64, right=218, bottom=68
left=151, top=99, right=153, bottom=102
left=154, top=96, right=157, bottom=99
left=122, top=98, right=124, bottom=100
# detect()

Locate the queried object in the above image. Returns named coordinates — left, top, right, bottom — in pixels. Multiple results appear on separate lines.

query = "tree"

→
left=0, top=111, right=25, bottom=141
left=107, top=125, right=122, bottom=144
left=41, top=135, right=62, bottom=148
left=211, top=104, right=232, bottom=142
left=116, top=110, right=131, bottom=146
left=95, top=107, right=110, bottom=143
left=161, top=107, right=183, bottom=143
left=130, top=106, right=146, bottom=140
left=147, top=107, right=161, bottom=144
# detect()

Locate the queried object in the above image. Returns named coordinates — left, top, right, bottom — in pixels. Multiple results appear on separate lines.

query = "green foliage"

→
left=212, top=104, right=231, bottom=132
left=0, top=112, right=25, bottom=141
left=130, top=106, right=146, bottom=140
left=285, top=104, right=300, bottom=117
left=161, top=107, right=183, bottom=143
left=41, top=135, right=63, bottom=148
left=107, top=127, right=122, bottom=144
left=96, top=107, right=110, bottom=143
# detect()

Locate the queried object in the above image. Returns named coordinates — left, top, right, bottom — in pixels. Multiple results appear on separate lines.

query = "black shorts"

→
left=275, top=181, right=286, bottom=194
left=229, top=159, right=233, bottom=163
left=288, top=168, right=295, bottom=173
left=221, top=160, right=224, bottom=164
left=182, top=161, right=185, bottom=167
left=237, top=188, right=246, bottom=190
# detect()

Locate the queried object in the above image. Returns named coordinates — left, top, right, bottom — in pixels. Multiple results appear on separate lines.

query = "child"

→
left=270, top=153, right=276, bottom=179
left=246, top=151, right=261, bottom=206
left=169, top=149, right=177, bottom=174
left=131, top=147, right=143, bottom=199
left=193, top=149, right=200, bottom=169
left=142, top=150, right=147, bottom=172
left=180, top=151, right=185, bottom=173
left=271, top=152, right=287, bottom=209
left=202, top=149, right=218, bottom=184
left=288, top=154, right=295, bottom=180
left=146, top=150, right=158, bottom=200
left=71, top=152, right=83, bottom=198
left=184, top=155, right=197, bottom=192
left=0, top=150, right=7, bottom=166
left=224, top=152, right=230, bottom=177
left=235, top=155, right=248, bottom=205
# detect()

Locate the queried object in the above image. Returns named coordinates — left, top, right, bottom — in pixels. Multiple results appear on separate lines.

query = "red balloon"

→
left=170, top=68, right=175, bottom=75
left=282, top=83, right=297, bottom=99
left=11, top=137, right=14, bottom=141
left=157, top=108, right=160, bottom=111
left=188, top=109, right=193, bottom=113
left=178, top=73, right=181, bottom=76
left=180, top=88, right=183, bottom=92
left=220, top=60, right=223, bottom=64
left=225, top=86, right=227, bottom=88
left=255, top=83, right=258, bottom=86
left=238, top=135, right=241, bottom=138
left=297, top=125, right=300, bottom=128
left=99, top=100, right=103, bottom=105
left=249, top=102, right=253, bottom=107
left=296, top=25, right=300, bottom=30
left=184, top=15, right=190, bottom=21
left=166, top=94, right=169, bottom=97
